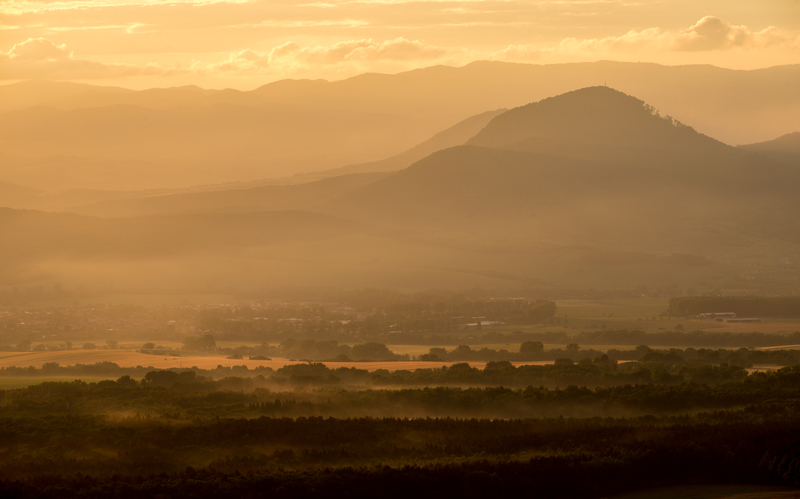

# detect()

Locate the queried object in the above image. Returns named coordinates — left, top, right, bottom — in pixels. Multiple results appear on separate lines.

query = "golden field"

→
left=0, top=349, right=550, bottom=372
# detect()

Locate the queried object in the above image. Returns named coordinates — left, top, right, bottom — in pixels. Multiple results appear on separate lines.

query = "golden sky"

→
left=1, top=0, right=799, bottom=89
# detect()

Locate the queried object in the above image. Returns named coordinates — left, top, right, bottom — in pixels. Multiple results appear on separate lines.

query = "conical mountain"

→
left=467, top=86, right=728, bottom=163
left=329, top=87, right=800, bottom=251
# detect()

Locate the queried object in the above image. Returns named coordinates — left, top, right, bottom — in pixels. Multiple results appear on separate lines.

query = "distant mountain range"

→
left=1, top=61, right=799, bottom=191
left=1, top=81, right=798, bottom=295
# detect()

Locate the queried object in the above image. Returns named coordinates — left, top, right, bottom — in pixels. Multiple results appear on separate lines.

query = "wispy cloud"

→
left=0, top=37, right=177, bottom=78
left=192, top=37, right=451, bottom=74
left=3, top=15, right=797, bottom=83
left=492, top=16, right=800, bottom=61
left=671, top=16, right=796, bottom=51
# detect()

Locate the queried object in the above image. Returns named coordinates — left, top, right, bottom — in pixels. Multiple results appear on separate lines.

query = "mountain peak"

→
left=467, top=86, right=720, bottom=153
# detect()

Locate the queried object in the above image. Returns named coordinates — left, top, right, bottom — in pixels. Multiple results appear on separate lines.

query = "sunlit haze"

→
left=2, top=0, right=799, bottom=88
left=3, top=1, right=800, bottom=496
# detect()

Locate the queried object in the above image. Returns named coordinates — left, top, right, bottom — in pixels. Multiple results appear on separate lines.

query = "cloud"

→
left=0, top=37, right=173, bottom=79
left=193, top=38, right=451, bottom=74
left=269, top=38, right=448, bottom=65
left=6, top=36, right=72, bottom=60
left=193, top=49, right=270, bottom=73
left=0, top=36, right=451, bottom=80
left=491, top=16, right=800, bottom=61
left=490, top=44, right=546, bottom=61
left=671, top=16, right=793, bottom=51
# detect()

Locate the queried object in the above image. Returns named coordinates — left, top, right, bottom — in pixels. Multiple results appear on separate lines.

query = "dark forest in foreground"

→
left=2, top=364, right=800, bottom=497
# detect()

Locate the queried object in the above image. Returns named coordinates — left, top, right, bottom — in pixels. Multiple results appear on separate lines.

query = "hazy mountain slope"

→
left=248, top=61, right=800, bottom=145
left=5, top=205, right=780, bottom=295
left=314, top=109, right=507, bottom=176
left=0, top=80, right=130, bottom=113
left=468, top=87, right=722, bottom=151
left=0, top=81, right=216, bottom=113
left=739, top=132, right=800, bottom=167
left=0, top=181, right=41, bottom=208
left=0, top=208, right=362, bottom=261
left=330, top=88, right=800, bottom=251
left=158, top=108, right=508, bottom=187
left=0, top=108, right=501, bottom=208
left=70, top=172, right=390, bottom=218
left=4, top=62, right=799, bottom=140
left=466, top=86, right=736, bottom=168
left=0, top=153, right=182, bottom=192
left=331, top=145, right=797, bottom=240
left=3, top=62, right=799, bottom=191
left=0, top=104, right=415, bottom=189
left=3, top=84, right=800, bottom=294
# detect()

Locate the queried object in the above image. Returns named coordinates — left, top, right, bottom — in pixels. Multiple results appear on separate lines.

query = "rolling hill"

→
left=739, top=132, right=800, bottom=167
left=318, top=109, right=507, bottom=176
left=2, top=61, right=799, bottom=191
left=0, top=108, right=502, bottom=214
left=2, top=85, right=799, bottom=295
left=70, top=172, right=390, bottom=218
left=0, top=103, right=416, bottom=190
left=0, top=208, right=364, bottom=261
left=331, top=87, right=800, bottom=251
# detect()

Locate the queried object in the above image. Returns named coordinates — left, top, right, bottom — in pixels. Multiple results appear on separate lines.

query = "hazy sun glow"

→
left=1, top=0, right=798, bottom=88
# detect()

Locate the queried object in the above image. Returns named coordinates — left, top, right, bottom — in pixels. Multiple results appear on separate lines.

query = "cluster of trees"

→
left=2, top=364, right=800, bottom=419
left=3, top=387, right=800, bottom=496
left=275, top=339, right=407, bottom=361
left=3, top=344, right=800, bottom=390
left=202, top=325, right=800, bottom=349
left=421, top=343, right=800, bottom=367
left=568, top=329, right=800, bottom=348
left=0, top=339, right=125, bottom=352
left=667, top=296, right=800, bottom=317
left=1, top=359, right=780, bottom=420
left=179, top=337, right=409, bottom=361
left=0, top=361, right=273, bottom=381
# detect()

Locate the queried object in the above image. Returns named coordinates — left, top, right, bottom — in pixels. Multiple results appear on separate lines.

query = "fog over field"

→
left=2, top=1, right=800, bottom=496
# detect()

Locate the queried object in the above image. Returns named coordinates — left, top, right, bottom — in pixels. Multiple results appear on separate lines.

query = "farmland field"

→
left=606, top=484, right=800, bottom=499
left=0, top=349, right=548, bottom=372
left=0, top=376, right=114, bottom=389
left=555, top=298, right=670, bottom=318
